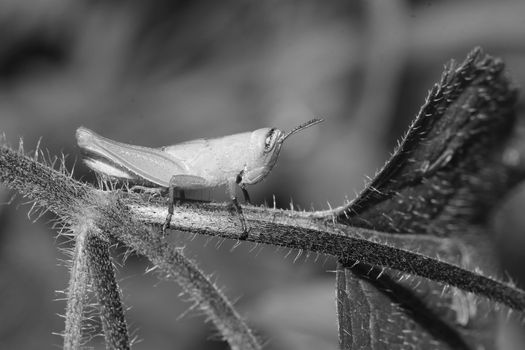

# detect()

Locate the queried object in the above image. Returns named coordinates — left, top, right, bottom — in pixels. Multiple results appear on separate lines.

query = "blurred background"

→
left=1, top=0, right=525, bottom=349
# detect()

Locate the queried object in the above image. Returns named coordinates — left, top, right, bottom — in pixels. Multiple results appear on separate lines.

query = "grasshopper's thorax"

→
left=242, top=127, right=284, bottom=185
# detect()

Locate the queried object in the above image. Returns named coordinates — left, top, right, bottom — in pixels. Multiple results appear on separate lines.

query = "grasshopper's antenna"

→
left=280, top=118, right=324, bottom=143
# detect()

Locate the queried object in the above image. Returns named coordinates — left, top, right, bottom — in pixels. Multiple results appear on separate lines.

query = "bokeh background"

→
left=1, top=0, right=525, bottom=349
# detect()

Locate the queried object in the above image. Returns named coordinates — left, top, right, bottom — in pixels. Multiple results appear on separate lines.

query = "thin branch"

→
left=1, top=145, right=524, bottom=312
left=126, top=196, right=525, bottom=311
left=64, top=223, right=91, bottom=350
left=86, top=235, right=130, bottom=350
left=122, top=228, right=261, bottom=350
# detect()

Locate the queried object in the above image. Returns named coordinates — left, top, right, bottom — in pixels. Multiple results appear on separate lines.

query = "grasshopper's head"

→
left=242, top=118, right=323, bottom=185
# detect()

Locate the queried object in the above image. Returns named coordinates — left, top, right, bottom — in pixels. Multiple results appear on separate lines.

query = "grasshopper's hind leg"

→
left=162, top=175, right=206, bottom=233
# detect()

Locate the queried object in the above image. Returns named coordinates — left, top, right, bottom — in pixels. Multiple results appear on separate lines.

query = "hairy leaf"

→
left=337, top=48, right=519, bottom=235
left=336, top=48, right=522, bottom=350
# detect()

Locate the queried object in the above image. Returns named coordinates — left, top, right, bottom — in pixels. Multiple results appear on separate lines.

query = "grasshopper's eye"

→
left=264, top=128, right=278, bottom=153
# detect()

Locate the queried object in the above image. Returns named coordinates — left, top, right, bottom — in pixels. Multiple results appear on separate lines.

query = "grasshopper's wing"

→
left=76, top=127, right=189, bottom=187
left=161, top=138, right=209, bottom=160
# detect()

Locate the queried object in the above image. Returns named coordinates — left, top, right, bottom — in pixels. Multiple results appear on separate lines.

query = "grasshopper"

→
left=76, top=119, right=323, bottom=235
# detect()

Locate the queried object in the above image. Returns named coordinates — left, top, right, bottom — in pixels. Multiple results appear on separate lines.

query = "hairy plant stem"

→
left=121, top=228, right=261, bottom=350
left=86, top=234, right=130, bottom=350
left=128, top=196, right=525, bottom=310
left=64, top=223, right=91, bottom=350
left=1, top=145, right=524, bottom=313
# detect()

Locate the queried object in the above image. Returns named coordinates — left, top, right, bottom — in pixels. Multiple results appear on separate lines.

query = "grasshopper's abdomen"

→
left=77, top=127, right=189, bottom=188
